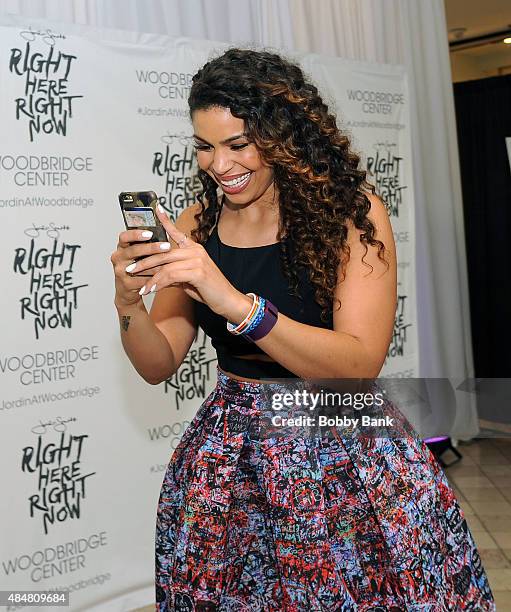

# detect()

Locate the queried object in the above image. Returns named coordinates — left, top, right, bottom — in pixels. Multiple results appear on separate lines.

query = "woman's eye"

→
left=193, top=142, right=249, bottom=151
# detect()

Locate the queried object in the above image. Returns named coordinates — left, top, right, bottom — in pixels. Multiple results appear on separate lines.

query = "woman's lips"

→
left=218, top=172, right=252, bottom=194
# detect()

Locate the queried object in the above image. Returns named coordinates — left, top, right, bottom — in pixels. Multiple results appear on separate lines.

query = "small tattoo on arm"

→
left=121, top=316, right=131, bottom=331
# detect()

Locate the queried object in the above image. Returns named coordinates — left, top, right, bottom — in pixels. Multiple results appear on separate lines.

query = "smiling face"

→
left=191, top=106, right=276, bottom=207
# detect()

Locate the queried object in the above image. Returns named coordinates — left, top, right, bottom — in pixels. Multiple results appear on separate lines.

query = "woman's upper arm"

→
left=333, top=192, right=397, bottom=377
left=148, top=203, right=201, bottom=375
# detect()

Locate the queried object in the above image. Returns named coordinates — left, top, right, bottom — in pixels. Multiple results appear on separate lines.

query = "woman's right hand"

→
left=110, top=229, right=170, bottom=308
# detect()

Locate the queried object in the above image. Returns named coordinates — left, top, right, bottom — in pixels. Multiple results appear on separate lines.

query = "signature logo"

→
left=24, top=223, right=71, bottom=239
left=160, top=131, right=193, bottom=147
left=20, top=26, right=66, bottom=46
left=31, top=416, right=77, bottom=435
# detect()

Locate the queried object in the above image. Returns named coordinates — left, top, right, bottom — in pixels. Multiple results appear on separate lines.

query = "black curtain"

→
left=454, top=75, right=511, bottom=376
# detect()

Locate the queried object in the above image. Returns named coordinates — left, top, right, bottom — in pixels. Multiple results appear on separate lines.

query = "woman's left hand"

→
left=128, top=204, right=242, bottom=318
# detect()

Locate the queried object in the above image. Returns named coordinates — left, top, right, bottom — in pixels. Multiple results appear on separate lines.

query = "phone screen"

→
left=123, top=206, right=156, bottom=228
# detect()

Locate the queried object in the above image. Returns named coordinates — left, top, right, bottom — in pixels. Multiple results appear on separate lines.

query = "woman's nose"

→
left=211, top=149, right=233, bottom=175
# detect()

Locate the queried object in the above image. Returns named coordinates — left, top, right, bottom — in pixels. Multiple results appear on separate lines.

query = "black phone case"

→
left=118, top=191, right=168, bottom=277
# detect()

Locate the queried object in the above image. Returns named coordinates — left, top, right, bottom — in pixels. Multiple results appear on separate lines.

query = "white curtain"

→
left=1, top=0, right=477, bottom=437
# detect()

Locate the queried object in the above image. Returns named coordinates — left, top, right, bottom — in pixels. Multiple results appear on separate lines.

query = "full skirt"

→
left=155, top=366, right=496, bottom=611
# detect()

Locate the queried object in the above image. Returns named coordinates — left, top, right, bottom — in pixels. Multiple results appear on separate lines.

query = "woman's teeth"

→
left=221, top=172, right=251, bottom=187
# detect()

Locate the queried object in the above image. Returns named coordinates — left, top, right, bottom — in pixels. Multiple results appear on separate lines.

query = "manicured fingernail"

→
left=139, top=286, right=146, bottom=295
left=157, top=204, right=165, bottom=214
left=160, top=242, right=171, bottom=250
left=141, top=230, right=153, bottom=238
left=149, top=284, right=157, bottom=293
left=125, top=263, right=137, bottom=273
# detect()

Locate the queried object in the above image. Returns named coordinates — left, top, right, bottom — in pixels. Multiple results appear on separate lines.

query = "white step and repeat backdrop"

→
left=0, top=16, right=416, bottom=612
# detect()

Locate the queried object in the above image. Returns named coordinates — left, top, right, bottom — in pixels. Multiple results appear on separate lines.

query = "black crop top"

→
left=194, top=208, right=334, bottom=379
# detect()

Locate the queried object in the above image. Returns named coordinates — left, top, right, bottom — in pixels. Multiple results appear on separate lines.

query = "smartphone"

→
left=118, top=191, right=168, bottom=276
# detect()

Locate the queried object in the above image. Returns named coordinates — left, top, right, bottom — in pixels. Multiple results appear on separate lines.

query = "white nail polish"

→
left=139, top=286, right=146, bottom=295
left=141, top=230, right=153, bottom=238
left=125, top=263, right=137, bottom=273
left=157, top=204, right=165, bottom=214
left=160, top=242, right=171, bottom=250
left=149, top=284, right=157, bottom=293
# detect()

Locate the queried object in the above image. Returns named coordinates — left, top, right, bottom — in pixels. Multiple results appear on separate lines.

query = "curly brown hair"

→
left=188, top=48, right=388, bottom=323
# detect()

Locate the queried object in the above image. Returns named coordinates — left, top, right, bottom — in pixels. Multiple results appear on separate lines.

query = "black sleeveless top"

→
left=194, top=204, right=334, bottom=379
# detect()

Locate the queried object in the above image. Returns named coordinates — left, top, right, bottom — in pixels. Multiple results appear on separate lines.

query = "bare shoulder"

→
left=339, top=190, right=396, bottom=285
left=344, top=191, right=394, bottom=258
left=364, top=190, right=388, bottom=218
left=345, top=191, right=391, bottom=240
left=364, top=190, right=392, bottom=234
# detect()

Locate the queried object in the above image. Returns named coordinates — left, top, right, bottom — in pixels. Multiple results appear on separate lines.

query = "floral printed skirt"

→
left=155, top=365, right=495, bottom=611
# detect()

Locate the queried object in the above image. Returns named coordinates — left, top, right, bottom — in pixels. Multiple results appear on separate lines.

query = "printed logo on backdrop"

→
left=13, top=224, right=88, bottom=339
left=0, top=345, right=99, bottom=387
left=21, top=417, right=96, bottom=535
left=135, top=67, right=193, bottom=110
left=347, top=88, right=405, bottom=116
left=8, top=26, right=83, bottom=142
left=152, top=132, right=201, bottom=219
left=367, top=142, right=407, bottom=216
left=2, top=530, right=108, bottom=585
left=164, top=328, right=216, bottom=410
left=0, top=154, right=92, bottom=189
left=387, top=286, right=411, bottom=362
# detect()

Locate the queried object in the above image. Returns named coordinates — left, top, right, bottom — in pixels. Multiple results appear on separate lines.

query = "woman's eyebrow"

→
left=192, top=133, right=247, bottom=145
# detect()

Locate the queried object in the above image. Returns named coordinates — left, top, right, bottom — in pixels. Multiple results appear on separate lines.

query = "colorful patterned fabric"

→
left=155, top=366, right=496, bottom=611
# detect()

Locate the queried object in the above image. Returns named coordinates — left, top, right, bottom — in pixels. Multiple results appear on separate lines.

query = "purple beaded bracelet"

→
left=244, top=299, right=279, bottom=342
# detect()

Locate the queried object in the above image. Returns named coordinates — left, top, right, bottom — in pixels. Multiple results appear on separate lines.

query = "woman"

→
left=111, top=49, right=495, bottom=611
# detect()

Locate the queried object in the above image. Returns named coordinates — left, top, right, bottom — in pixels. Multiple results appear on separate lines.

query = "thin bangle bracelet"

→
left=237, top=297, right=265, bottom=335
left=243, top=296, right=266, bottom=333
left=227, top=292, right=260, bottom=335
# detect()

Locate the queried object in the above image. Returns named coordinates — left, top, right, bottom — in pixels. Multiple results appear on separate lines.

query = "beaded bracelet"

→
left=244, top=297, right=266, bottom=333
left=245, top=299, right=279, bottom=342
left=226, top=292, right=279, bottom=342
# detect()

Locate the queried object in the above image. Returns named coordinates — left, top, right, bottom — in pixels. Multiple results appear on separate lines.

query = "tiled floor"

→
left=133, top=437, right=511, bottom=611
left=444, top=437, right=511, bottom=610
